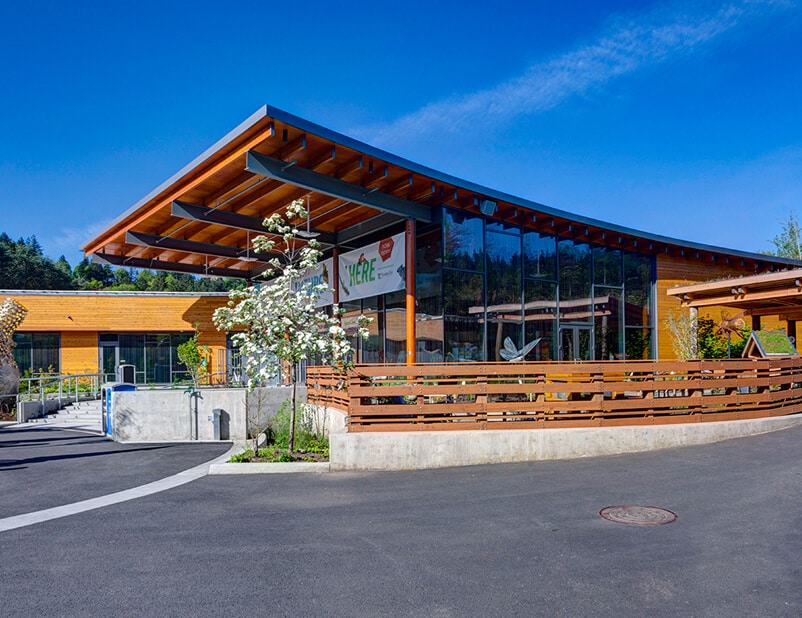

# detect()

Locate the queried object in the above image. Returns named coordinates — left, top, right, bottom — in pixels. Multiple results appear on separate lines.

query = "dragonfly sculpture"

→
left=499, top=336, right=542, bottom=362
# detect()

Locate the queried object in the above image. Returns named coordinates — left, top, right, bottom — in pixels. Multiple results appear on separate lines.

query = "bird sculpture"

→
left=499, top=336, right=542, bottom=362
left=716, top=310, right=748, bottom=339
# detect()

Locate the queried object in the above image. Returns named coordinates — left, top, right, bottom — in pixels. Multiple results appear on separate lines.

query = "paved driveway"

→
left=0, top=425, right=230, bottom=518
left=1, top=423, right=802, bottom=616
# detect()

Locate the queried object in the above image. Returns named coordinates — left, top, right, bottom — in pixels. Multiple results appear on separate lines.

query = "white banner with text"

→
left=337, top=232, right=406, bottom=302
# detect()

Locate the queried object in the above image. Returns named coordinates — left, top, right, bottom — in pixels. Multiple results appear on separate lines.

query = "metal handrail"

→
left=15, top=373, right=104, bottom=419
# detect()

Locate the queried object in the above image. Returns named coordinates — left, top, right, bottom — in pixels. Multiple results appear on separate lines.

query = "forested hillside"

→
left=0, top=234, right=244, bottom=292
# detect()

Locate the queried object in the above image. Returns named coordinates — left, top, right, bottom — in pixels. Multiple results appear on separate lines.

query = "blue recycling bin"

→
left=101, top=382, right=136, bottom=436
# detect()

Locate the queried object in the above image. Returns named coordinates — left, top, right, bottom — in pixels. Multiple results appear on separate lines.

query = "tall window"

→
left=416, top=227, right=444, bottom=362
left=623, top=253, right=653, bottom=359
left=486, top=227, right=522, bottom=361
left=443, top=211, right=485, bottom=361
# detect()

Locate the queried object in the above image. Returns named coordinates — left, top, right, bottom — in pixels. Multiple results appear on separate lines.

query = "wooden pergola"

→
left=668, top=268, right=802, bottom=339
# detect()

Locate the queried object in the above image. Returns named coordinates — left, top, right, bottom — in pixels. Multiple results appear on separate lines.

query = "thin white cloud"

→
left=359, top=0, right=794, bottom=146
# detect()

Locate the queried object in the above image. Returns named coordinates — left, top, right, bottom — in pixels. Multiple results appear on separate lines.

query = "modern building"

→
left=4, top=290, right=231, bottom=382
left=76, top=105, right=799, bottom=364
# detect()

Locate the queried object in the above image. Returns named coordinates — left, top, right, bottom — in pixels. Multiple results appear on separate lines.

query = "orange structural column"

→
left=405, top=219, right=416, bottom=365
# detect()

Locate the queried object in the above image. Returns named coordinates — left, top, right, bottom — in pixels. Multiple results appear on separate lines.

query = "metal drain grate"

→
left=599, top=505, right=677, bottom=526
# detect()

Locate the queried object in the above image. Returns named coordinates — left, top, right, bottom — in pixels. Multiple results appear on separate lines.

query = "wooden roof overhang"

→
left=82, top=105, right=802, bottom=280
left=669, top=269, right=802, bottom=321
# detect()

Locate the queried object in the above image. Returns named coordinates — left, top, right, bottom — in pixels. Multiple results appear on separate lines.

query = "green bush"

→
left=268, top=399, right=328, bottom=454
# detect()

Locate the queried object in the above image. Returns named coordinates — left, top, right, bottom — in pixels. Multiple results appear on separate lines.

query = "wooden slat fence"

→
left=307, top=358, right=802, bottom=431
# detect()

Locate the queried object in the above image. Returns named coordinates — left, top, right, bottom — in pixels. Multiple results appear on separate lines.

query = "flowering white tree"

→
left=214, top=199, right=369, bottom=452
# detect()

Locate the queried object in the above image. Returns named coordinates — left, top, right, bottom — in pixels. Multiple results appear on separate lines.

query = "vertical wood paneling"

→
left=656, top=255, right=784, bottom=359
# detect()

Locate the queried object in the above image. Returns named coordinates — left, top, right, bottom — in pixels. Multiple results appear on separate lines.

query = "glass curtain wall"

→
left=417, top=208, right=655, bottom=362
left=327, top=208, right=655, bottom=364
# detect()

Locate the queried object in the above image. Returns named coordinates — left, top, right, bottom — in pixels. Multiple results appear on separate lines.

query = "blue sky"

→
left=2, top=0, right=801, bottom=266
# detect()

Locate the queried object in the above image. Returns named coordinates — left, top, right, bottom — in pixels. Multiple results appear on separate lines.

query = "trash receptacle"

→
left=210, top=408, right=222, bottom=441
left=116, top=364, right=135, bottom=384
left=101, top=382, right=136, bottom=437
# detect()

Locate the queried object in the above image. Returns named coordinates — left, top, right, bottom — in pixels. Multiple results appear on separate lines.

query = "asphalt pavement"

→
left=2, top=423, right=802, bottom=616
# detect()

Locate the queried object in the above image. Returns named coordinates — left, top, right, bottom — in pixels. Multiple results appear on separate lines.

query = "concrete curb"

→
left=208, top=462, right=330, bottom=474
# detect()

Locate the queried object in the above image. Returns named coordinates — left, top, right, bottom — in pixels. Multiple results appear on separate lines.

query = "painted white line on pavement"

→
left=0, top=445, right=238, bottom=533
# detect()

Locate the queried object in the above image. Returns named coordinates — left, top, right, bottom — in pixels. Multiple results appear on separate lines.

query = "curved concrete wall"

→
left=330, top=415, right=802, bottom=470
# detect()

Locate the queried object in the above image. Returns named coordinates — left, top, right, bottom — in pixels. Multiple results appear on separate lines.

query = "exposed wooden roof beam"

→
left=276, top=133, right=307, bottom=161
left=335, top=156, right=363, bottom=179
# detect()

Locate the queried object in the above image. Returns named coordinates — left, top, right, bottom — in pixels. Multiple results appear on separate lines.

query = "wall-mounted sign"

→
left=338, top=232, right=406, bottom=303
left=293, top=257, right=334, bottom=307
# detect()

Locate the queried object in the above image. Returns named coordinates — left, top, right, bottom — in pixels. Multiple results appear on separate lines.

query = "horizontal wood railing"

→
left=307, top=358, right=802, bottom=432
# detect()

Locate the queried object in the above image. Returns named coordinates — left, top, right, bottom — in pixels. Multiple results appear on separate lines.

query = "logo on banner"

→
left=378, top=237, right=394, bottom=261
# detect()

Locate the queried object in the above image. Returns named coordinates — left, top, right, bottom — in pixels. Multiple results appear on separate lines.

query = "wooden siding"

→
left=61, top=331, right=100, bottom=375
left=8, top=294, right=229, bottom=332
left=656, top=255, right=784, bottom=359
left=6, top=294, right=231, bottom=377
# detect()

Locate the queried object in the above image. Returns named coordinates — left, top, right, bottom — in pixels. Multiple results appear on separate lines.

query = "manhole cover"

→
left=599, top=505, right=677, bottom=526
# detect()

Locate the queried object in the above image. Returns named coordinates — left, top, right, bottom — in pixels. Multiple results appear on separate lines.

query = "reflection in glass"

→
left=485, top=230, right=523, bottom=361
left=559, top=240, right=591, bottom=301
left=594, top=287, right=623, bottom=360
left=524, top=280, right=556, bottom=360
left=384, top=290, right=406, bottom=363
left=145, top=334, right=172, bottom=383
left=444, top=270, right=484, bottom=361
left=593, top=246, right=623, bottom=287
left=560, top=326, right=592, bottom=361
left=416, top=316, right=444, bottom=363
left=624, top=253, right=652, bottom=326
left=444, top=210, right=484, bottom=271
left=416, top=228, right=442, bottom=318
left=524, top=230, right=557, bottom=280
left=445, top=317, right=484, bottom=362
left=625, top=328, right=652, bottom=359
left=12, top=333, right=61, bottom=374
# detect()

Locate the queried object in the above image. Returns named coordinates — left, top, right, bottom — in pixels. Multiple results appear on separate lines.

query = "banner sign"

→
left=293, top=257, right=334, bottom=307
left=338, top=232, right=406, bottom=303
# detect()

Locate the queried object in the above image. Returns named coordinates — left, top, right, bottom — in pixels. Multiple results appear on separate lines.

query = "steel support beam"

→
left=92, top=252, right=251, bottom=279
left=125, top=231, right=279, bottom=263
left=171, top=200, right=337, bottom=245
left=246, top=151, right=433, bottom=223
left=335, top=212, right=402, bottom=247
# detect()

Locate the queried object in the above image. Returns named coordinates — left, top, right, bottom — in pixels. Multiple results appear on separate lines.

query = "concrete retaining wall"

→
left=330, top=415, right=802, bottom=470
left=17, top=397, right=76, bottom=422
left=111, top=386, right=305, bottom=443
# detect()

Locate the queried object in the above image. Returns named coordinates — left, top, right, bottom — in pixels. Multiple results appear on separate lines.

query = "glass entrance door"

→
left=100, top=342, right=118, bottom=382
left=560, top=325, right=592, bottom=361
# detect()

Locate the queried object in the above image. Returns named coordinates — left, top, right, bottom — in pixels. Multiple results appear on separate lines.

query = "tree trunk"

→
left=289, top=365, right=297, bottom=452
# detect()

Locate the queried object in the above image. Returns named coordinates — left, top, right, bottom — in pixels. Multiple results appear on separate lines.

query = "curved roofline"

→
left=84, top=104, right=802, bottom=268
